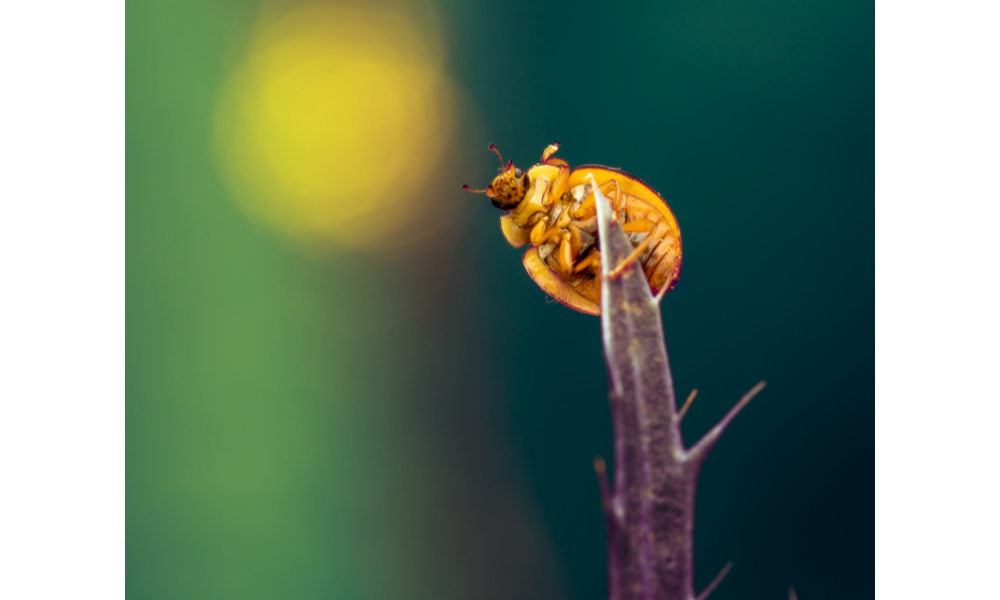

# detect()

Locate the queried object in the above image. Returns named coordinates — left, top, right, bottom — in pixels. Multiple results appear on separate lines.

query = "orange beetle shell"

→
left=498, top=159, right=681, bottom=315
left=471, top=145, right=682, bottom=316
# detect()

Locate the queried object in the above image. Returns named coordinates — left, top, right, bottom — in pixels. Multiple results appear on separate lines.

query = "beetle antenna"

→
left=488, top=143, right=505, bottom=171
left=463, top=184, right=495, bottom=197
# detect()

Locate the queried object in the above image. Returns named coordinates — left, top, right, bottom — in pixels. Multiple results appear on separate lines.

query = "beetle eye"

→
left=491, top=197, right=502, bottom=208
left=514, top=168, right=523, bottom=177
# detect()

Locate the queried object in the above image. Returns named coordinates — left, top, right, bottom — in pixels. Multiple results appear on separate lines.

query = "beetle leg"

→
left=573, top=179, right=622, bottom=219
left=569, top=224, right=597, bottom=257
left=608, top=179, right=625, bottom=214
left=529, top=219, right=548, bottom=246
left=648, top=242, right=680, bottom=292
left=639, top=221, right=671, bottom=266
left=530, top=222, right=566, bottom=247
left=548, top=163, right=572, bottom=201
left=622, top=219, right=655, bottom=233
left=541, top=141, right=569, bottom=166
left=607, top=234, right=656, bottom=280
left=622, top=218, right=679, bottom=300
left=529, top=203, right=574, bottom=248
left=541, top=142, right=559, bottom=161
left=557, top=232, right=576, bottom=275
left=573, top=248, right=601, bottom=273
left=571, top=214, right=598, bottom=234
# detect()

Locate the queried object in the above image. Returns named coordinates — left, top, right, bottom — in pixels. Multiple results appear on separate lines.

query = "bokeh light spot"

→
left=215, top=3, right=456, bottom=252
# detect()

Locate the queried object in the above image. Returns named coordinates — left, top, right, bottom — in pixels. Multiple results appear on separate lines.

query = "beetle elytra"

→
left=464, top=142, right=682, bottom=315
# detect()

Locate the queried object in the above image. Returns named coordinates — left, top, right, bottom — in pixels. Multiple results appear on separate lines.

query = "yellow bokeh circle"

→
left=215, top=4, right=455, bottom=251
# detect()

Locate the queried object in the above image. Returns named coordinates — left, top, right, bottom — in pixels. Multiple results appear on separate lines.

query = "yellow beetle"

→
left=464, top=142, right=682, bottom=315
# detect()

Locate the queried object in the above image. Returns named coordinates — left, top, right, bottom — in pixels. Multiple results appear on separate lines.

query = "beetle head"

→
left=463, top=143, right=530, bottom=210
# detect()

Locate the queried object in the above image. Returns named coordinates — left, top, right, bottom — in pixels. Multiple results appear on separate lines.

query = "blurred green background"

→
left=127, top=0, right=872, bottom=599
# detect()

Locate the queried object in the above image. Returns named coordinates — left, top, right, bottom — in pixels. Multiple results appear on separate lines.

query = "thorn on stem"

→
left=677, top=388, right=698, bottom=422
left=593, top=456, right=611, bottom=505
left=696, top=561, right=733, bottom=600
left=687, top=380, right=767, bottom=465
left=653, top=282, right=670, bottom=305
left=746, top=379, right=767, bottom=400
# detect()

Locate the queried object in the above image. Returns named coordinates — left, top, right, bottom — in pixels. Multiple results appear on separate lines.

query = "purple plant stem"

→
left=589, top=175, right=765, bottom=600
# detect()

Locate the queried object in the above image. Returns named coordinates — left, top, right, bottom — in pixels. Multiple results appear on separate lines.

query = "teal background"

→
left=127, top=1, right=872, bottom=599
